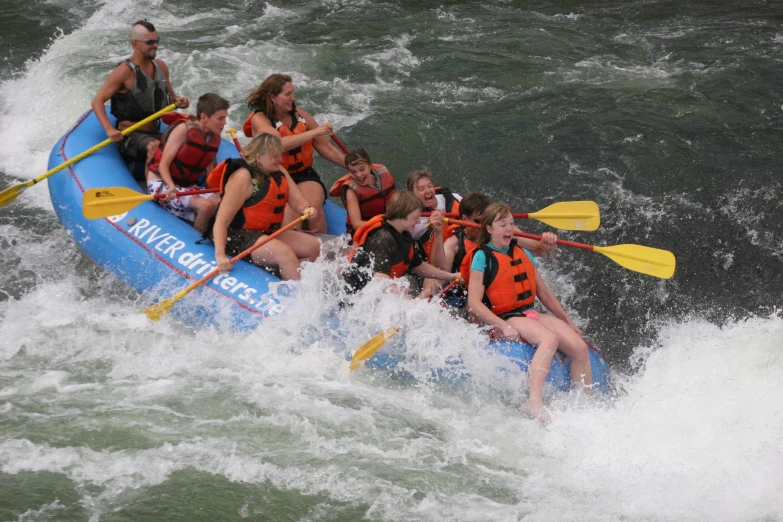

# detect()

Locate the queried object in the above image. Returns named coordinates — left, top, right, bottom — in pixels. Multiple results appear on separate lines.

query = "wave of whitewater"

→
left=1, top=1, right=782, bottom=520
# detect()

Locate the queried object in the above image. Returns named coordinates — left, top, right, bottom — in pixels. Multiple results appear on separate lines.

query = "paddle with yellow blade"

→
left=423, top=200, right=600, bottom=231
left=0, top=103, right=177, bottom=209
left=348, top=279, right=462, bottom=371
left=446, top=218, right=676, bottom=279
left=142, top=211, right=311, bottom=321
left=83, top=186, right=220, bottom=219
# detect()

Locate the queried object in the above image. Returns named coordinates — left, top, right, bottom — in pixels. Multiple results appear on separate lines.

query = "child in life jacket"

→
left=442, top=192, right=558, bottom=307
left=328, top=148, right=396, bottom=238
left=146, top=93, right=227, bottom=233
left=343, top=190, right=461, bottom=297
left=463, top=202, right=592, bottom=423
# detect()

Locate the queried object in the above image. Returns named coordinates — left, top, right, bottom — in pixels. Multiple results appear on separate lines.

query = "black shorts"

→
left=290, top=166, right=327, bottom=199
left=225, top=229, right=265, bottom=258
left=120, top=130, right=160, bottom=163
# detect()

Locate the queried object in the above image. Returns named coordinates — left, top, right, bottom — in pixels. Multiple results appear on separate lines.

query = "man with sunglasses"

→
left=91, top=20, right=189, bottom=176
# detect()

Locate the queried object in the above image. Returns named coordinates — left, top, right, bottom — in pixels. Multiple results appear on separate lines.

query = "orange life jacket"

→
left=350, top=215, right=416, bottom=278
left=148, top=119, right=221, bottom=186
left=460, top=240, right=537, bottom=315
left=242, top=110, right=314, bottom=175
left=329, top=165, right=396, bottom=236
left=212, top=158, right=289, bottom=233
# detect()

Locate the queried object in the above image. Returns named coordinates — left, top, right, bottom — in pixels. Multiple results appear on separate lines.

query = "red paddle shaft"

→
left=447, top=218, right=595, bottom=253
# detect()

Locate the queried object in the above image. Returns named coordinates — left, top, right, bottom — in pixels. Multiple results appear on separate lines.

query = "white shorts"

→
left=147, top=179, right=199, bottom=223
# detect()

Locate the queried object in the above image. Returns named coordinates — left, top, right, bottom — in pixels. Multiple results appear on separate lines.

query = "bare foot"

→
left=526, top=400, right=551, bottom=424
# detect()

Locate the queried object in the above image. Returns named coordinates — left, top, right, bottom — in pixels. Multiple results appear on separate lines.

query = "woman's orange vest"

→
left=460, top=240, right=537, bottom=315
left=242, top=110, right=314, bottom=175
left=329, top=165, right=396, bottom=236
left=212, top=158, right=289, bottom=233
left=350, top=215, right=415, bottom=278
left=148, top=119, right=221, bottom=186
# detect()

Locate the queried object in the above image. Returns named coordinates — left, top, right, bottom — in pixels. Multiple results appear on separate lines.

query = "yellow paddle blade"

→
left=141, top=214, right=308, bottom=321
left=83, top=187, right=154, bottom=219
left=0, top=182, right=33, bottom=208
left=349, top=328, right=399, bottom=371
left=143, top=298, right=176, bottom=321
left=528, top=201, right=600, bottom=231
left=594, top=244, right=676, bottom=279
left=143, top=285, right=195, bottom=321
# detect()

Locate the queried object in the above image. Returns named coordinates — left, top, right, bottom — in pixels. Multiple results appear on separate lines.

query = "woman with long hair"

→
left=243, top=74, right=345, bottom=233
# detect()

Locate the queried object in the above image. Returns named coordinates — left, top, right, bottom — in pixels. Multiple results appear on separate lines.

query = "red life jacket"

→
left=460, top=240, right=537, bottom=315
left=329, top=165, right=396, bottom=236
left=212, top=158, right=289, bottom=233
left=242, top=110, right=314, bottom=175
left=148, top=119, right=221, bottom=187
left=350, top=215, right=415, bottom=278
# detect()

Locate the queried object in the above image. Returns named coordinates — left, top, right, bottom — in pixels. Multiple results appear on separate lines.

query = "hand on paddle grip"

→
left=539, top=232, right=558, bottom=255
left=317, top=122, right=333, bottom=136
left=216, top=253, right=232, bottom=274
left=428, top=210, right=445, bottom=232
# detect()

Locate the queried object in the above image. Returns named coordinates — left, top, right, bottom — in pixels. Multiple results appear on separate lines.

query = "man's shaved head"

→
left=130, top=20, right=156, bottom=41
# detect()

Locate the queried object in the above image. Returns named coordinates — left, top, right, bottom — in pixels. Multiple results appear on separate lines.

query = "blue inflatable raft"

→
left=47, top=110, right=611, bottom=392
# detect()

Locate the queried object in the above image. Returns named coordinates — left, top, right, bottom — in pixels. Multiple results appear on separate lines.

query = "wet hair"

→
left=246, top=74, right=296, bottom=123
left=345, top=148, right=372, bottom=168
left=242, top=133, right=283, bottom=171
left=478, top=202, right=513, bottom=246
left=385, top=190, right=423, bottom=221
left=131, top=20, right=156, bottom=38
left=196, top=93, right=229, bottom=118
left=460, top=192, right=492, bottom=219
left=406, top=168, right=434, bottom=191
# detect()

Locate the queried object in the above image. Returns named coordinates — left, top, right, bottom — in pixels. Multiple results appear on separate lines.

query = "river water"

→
left=1, top=1, right=782, bottom=520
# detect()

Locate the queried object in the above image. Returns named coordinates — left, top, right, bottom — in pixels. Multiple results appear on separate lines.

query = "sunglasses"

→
left=134, top=38, right=160, bottom=46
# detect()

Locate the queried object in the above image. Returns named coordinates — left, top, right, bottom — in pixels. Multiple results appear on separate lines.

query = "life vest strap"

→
left=510, top=259, right=522, bottom=266
left=517, top=291, right=533, bottom=301
left=513, top=273, right=529, bottom=282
